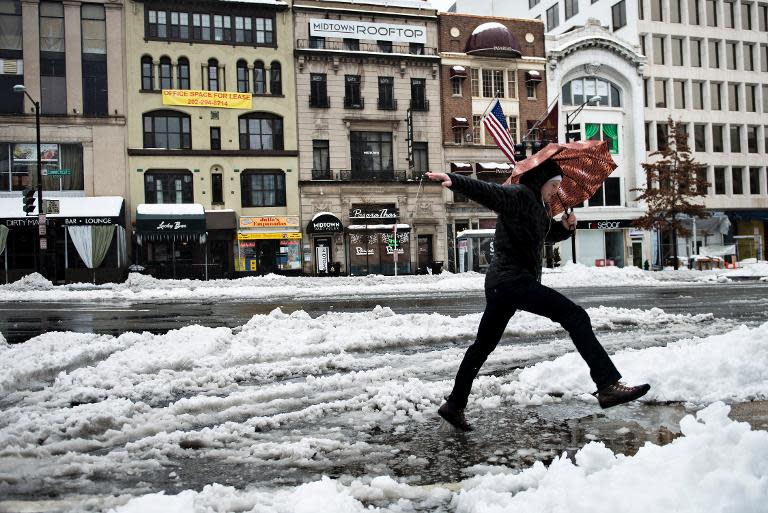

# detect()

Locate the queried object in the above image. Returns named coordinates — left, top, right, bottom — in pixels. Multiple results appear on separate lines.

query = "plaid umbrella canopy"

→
left=504, top=140, right=618, bottom=217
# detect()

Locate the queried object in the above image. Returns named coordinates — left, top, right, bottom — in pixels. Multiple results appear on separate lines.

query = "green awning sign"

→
left=43, top=168, right=72, bottom=176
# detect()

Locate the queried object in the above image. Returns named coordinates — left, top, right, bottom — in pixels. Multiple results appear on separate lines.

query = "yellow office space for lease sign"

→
left=162, top=89, right=253, bottom=109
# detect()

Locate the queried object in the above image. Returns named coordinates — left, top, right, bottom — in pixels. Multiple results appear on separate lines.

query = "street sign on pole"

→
left=38, top=214, right=46, bottom=225
left=43, top=168, right=72, bottom=177
left=39, top=224, right=46, bottom=236
left=39, top=238, right=47, bottom=250
left=44, top=199, right=60, bottom=214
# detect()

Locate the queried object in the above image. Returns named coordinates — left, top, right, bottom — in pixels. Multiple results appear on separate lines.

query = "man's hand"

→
left=425, top=172, right=452, bottom=188
left=561, top=212, right=577, bottom=231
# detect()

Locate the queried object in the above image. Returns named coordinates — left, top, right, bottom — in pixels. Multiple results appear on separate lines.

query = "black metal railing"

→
left=338, top=169, right=414, bottom=181
left=309, top=94, right=330, bottom=108
left=377, top=98, right=397, bottom=110
left=296, top=39, right=438, bottom=56
left=410, top=98, right=429, bottom=111
left=344, top=97, right=364, bottom=109
left=311, top=168, right=333, bottom=180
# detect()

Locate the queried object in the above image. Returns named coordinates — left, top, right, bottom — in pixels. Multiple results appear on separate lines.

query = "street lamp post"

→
left=563, top=95, right=601, bottom=263
left=13, top=85, right=44, bottom=274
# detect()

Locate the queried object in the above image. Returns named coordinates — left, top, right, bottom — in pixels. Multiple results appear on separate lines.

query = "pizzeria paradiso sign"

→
left=348, top=204, right=400, bottom=223
left=309, top=19, right=426, bottom=44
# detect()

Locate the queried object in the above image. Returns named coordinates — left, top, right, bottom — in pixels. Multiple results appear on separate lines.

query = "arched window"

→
left=253, top=60, right=265, bottom=94
left=141, top=55, right=153, bottom=90
left=237, top=59, right=249, bottom=93
left=207, top=58, right=219, bottom=91
left=238, top=112, right=283, bottom=150
left=144, top=170, right=194, bottom=204
left=240, top=170, right=286, bottom=207
left=143, top=110, right=191, bottom=149
left=562, top=77, right=622, bottom=107
left=177, top=57, right=190, bottom=89
left=159, top=56, right=172, bottom=90
left=269, top=61, right=282, bottom=95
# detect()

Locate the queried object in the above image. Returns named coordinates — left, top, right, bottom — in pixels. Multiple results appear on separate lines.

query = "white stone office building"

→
left=456, top=0, right=768, bottom=265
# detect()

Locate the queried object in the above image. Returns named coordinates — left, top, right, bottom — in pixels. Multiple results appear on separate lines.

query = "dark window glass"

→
left=235, top=16, right=252, bottom=43
left=694, top=124, right=706, bottom=151
left=210, top=126, right=221, bottom=150
left=749, top=167, right=761, bottom=194
left=748, top=126, right=758, bottom=152
left=742, top=2, right=753, bottom=28
left=728, top=83, right=739, bottom=111
left=713, top=125, right=724, bottom=152
left=141, top=55, right=153, bottom=90
left=207, top=58, right=219, bottom=91
left=378, top=76, right=395, bottom=110
left=147, top=9, right=166, bottom=38
left=689, top=0, right=701, bottom=23
left=241, top=171, right=285, bottom=207
left=237, top=60, right=249, bottom=93
left=714, top=166, right=726, bottom=194
left=144, top=171, right=193, bottom=203
left=177, top=57, right=190, bottom=89
left=657, top=122, right=669, bottom=150
left=143, top=110, right=191, bottom=149
left=411, top=78, right=427, bottom=110
left=671, top=0, right=682, bottom=21
left=345, top=75, right=362, bottom=108
left=730, top=125, right=742, bottom=152
left=706, top=0, right=718, bottom=25
left=711, top=82, right=722, bottom=110
left=40, top=53, right=66, bottom=114
left=312, top=139, right=330, bottom=177
left=350, top=131, right=394, bottom=179
left=654, top=78, right=667, bottom=108
left=565, top=0, right=579, bottom=19
left=255, top=17, right=273, bottom=44
left=409, top=42, right=425, bottom=54
left=378, top=40, right=393, bottom=53
left=309, top=36, right=325, bottom=48
left=612, top=0, right=627, bottom=30
left=159, top=56, right=172, bottom=90
left=691, top=39, right=702, bottom=67
left=310, top=73, right=328, bottom=107
left=82, top=56, right=107, bottom=115
left=709, top=40, right=720, bottom=68
left=546, top=4, right=559, bottom=30
left=269, top=61, right=281, bottom=95
left=652, top=0, right=663, bottom=20
left=253, top=61, right=265, bottom=94
left=413, top=141, right=428, bottom=173
left=343, top=38, right=359, bottom=50
left=238, top=113, right=283, bottom=150
left=605, top=176, right=621, bottom=205
left=732, top=167, right=743, bottom=194
left=212, top=172, right=223, bottom=203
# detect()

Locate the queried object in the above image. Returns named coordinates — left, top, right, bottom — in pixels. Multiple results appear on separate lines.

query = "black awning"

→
left=307, top=212, right=343, bottom=234
left=449, top=66, right=468, bottom=79
left=526, top=70, right=543, bottom=82
left=135, top=204, right=206, bottom=243
left=451, top=117, right=469, bottom=129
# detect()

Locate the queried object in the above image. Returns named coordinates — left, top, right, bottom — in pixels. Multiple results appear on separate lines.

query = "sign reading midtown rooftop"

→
left=162, top=89, right=253, bottom=110
left=309, top=19, right=426, bottom=44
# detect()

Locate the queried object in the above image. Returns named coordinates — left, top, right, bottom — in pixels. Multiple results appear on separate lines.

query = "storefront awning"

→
left=450, top=162, right=474, bottom=173
left=449, top=65, right=468, bottom=79
left=136, top=203, right=206, bottom=243
left=451, top=117, right=469, bottom=129
left=0, top=196, right=125, bottom=227
left=526, top=70, right=543, bottom=82
left=307, top=212, right=343, bottom=234
left=476, top=162, right=512, bottom=173
left=347, top=224, right=410, bottom=231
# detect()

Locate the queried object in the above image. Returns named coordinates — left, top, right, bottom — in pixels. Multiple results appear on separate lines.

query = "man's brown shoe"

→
left=438, top=402, right=473, bottom=432
left=595, top=381, right=651, bottom=409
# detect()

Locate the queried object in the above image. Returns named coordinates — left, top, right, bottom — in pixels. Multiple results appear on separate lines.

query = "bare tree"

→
left=632, top=118, right=711, bottom=270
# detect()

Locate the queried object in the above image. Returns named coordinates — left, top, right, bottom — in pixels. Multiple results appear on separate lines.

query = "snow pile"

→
left=2, top=272, right=54, bottom=291
left=108, top=402, right=768, bottom=513
left=726, top=261, right=768, bottom=278
left=501, top=321, right=768, bottom=407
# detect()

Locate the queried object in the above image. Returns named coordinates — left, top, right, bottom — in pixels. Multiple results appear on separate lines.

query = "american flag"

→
left=483, top=99, right=516, bottom=164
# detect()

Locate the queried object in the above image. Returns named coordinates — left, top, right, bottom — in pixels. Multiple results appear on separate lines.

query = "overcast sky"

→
left=431, top=0, right=455, bottom=11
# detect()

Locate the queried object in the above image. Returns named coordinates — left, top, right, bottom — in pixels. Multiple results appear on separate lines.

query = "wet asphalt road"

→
left=1, top=282, right=767, bottom=344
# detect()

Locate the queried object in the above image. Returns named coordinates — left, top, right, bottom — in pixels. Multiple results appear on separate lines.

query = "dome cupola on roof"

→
left=465, top=22, right=522, bottom=58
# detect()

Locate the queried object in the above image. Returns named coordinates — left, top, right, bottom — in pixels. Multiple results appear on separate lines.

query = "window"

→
left=508, top=116, right=518, bottom=144
left=725, top=0, right=736, bottom=27
left=651, top=0, right=663, bottom=19
left=639, top=0, right=645, bottom=18
left=253, top=61, right=265, bottom=94
left=732, top=167, right=743, bottom=194
left=655, top=78, right=667, bottom=107
left=657, top=122, right=669, bottom=150
left=81, top=4, right=107, bottom=115
left=744, top=43, right=755, bottom=70
left=482, top=69, right=504, bottom=98
left=546, top=4, right=559, bottom=30
left=241, top=171, right=286, bottom=207
left=349, top=132, right=394, bottom=178
left=451, top=77, right=462, bottom=96
left=170, top=12, right=189, bottom=39
left=645, top=122, right=651, bottom=150
left=411, top=78, right=427, bottom=110
left=761, top=45, right=768, bottom=71
left=527, top=81, right=537, bottom=99
left=689, top=0, right=701, bottom=23
left=177, top=57, right=190, bottom=89
left=696, top=166, right=709, bottom=194
left=706, top=0, right=719, bottom=25
left=255, top=17, right=273, bottom=44
left=746, top=84, right=756, bottom=112
left=565, top=0, right=579, bottom=19
left=711, top=82, right=722, bottom=109
left=237, top=60, right=249, bottom=93
left=472, top=115, right=482, bottom=144
left=159, top=56, right=172, bottom=90
left=612, top=1, right=627, bottom=29
left=212, top=172, right=223, bottom=203
left=726, top=41, right=737, bottom=69
left=713, top=124, right=725, bottom=151
left=694, top=124, right=707, bottom=151
left=749, top=167, right=761, bottom=194
left=470, top=68, right=479, bottom=97
left=730, top=125, right=742, bottom=152
left=640, top=34, right=647, bottom=55
left=141, top=55, right=153, bottom=90
left=761, top=3, right=768, bottom=30
left=409, top=43, right=425, bottom=55
left=672, top=38, right=684, bottom=65
left=39, top=2, right=66, bottom=114
left=207, top=58, right=219, bottom=91
left=238, top=113, right=283, bottom=150
left=530, top=0, right=541, bottom=6
left=589, top=177, right=622, bottom=206
left=708, top=39, right=720, bottom=68
left=144, top=171, right=193, bottom=204
left=213, top=14, right=232, bottom=42
left=344, top=38, right=359, bottom=50
left=714, top=166, right=726, bottom=194
left=585, top=123, right=620, bottom=153
left=653, top=35, right=665, bottom=64
left=309, top=36, right=325, bottom=49
left=763, top=85, right=768, bottom=112
left=644, top=78, right=650, bottom=107
left=344, top=75, right=362, bottom=108
left=674, top=80, right=686, bottom=108
left=413, top=142, right=428, bottom=173
left=312, top=140, right=330, bottom=177
left=742, top=1, right=754, bottom=28
left=378, top=76, right=395, bottom=110
left=690, top=39, right=702, bottom=67
left=728, top=82, right=739, bottom=111
left=747, top=126, right=758, bottom=152
left=671, top=0, right=682, bottom=21
left=378, top=40, right=393, bottom=53
left=192, top=13, right=211, bottom=40
left=269, top=61, right=281, bottom=95
left=562, top=77, right=622, bottom=107
left=1, top=142, right=85, bottom=192
left=310, top=73, right=328, bottom=107
left=210, top=127, right=221, bottom=151
left=235, top=16, right=252, bottom=43
left=507, top=70, right=517, bottom=98
left=692, top=81, right=704, bottom=109
left=147, top=9, right=167, bottom=38
left=143, top=110, right=191, bottom=149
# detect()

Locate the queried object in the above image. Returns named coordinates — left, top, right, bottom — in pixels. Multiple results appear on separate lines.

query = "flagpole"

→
left=523, top=94, right=559, bottom=142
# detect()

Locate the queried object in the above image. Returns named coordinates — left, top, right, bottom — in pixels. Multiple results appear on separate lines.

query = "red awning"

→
left=450, top=162, right=474, bottom=173
left=451, top=117, right=469, bottom=129
left=449, top=65, right=468, bottom=79
left=476, top=162, right=513, bottom=173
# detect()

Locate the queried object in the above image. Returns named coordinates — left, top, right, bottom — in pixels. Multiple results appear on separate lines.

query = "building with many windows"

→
left=0, top=0, right=129, bottom=283
left=294, top=0, right=446, bottom=276
left=457, top=0, right=768, bottom=265
left=125, top=0, right=299, bottom=279
left=438, top=13, right=548, bottom=272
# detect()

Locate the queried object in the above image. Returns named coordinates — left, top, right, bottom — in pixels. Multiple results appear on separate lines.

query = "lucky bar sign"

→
left=309, top=19, right=426, bottom=44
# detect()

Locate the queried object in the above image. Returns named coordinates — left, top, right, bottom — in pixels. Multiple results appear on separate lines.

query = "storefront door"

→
left=315, top=237, right=331, bottom=274
left=417, top=235, right=433, bottom=271
left=632, top=241, right=643, bottom=268
left=605, top=230, right=625, bottom=267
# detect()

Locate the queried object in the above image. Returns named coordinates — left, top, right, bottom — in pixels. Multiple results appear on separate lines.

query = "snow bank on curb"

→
left=108, top=402, right=768, bottom=513
left=503, top=321, right=768, bottom=407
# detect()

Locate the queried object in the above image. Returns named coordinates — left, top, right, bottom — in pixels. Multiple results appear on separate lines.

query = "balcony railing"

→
left=377, top=98, right=397, bottom=111
left=409, top=98, right=429, bottom=111
left=309, top=95, right=330, bottom=108
left=337, top=169, right=414, bottom=182
left=311, top=168, right=333, bottom=180
left=344, top=97, right=364, bottom=109
left=296, top=39, right=438, bottom=56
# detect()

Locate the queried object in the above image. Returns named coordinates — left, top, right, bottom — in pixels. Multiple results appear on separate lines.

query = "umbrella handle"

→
left=565, top=207, right=576, bottom=232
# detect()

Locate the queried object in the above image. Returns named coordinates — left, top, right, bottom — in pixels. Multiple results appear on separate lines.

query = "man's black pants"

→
left=446, top=275, right=622, bottom=409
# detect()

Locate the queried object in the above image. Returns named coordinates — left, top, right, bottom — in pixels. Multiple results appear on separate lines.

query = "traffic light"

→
left=22, top=187, right=36, bottom=215
left=531, top=139, right=550, bottom=154
left=566, top=123, right=581, bottom=142
left=513, top=143, right=527, bottom=162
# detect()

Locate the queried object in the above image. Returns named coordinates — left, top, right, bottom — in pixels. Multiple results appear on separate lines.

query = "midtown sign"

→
left=309, top=19, right=426, bottom=44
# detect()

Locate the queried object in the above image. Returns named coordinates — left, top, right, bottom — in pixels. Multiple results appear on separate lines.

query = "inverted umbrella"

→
left=504, top=140, right=618, bottom=217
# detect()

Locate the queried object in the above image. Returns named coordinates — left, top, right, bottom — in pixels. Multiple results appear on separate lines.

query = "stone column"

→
left=63, top=1, right=83, bottom=114
left=105, top=2, right=125, bottom=116
left=21, top=0, right=41, bottom=111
